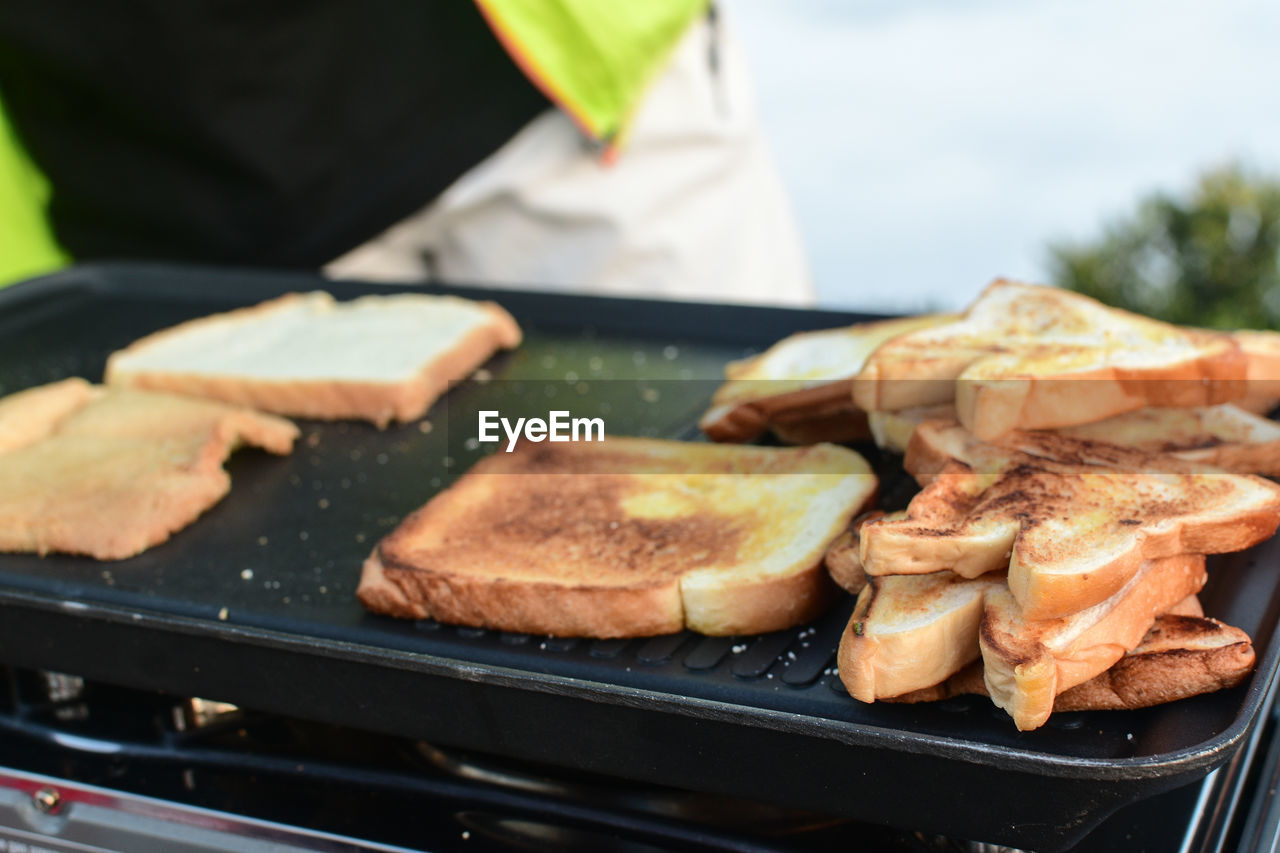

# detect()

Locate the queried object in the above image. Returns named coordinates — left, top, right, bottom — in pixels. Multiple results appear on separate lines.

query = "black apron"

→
left=0, top=1, right=548, bottom=267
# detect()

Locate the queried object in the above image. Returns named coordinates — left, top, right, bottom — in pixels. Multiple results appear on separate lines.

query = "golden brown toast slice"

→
left=1236, top=329, right=1280, bottom=414
left=979, top=553, right=1206, bottom=730
left=700, top=314, right=953, bottom=443
left=1051, top=612, right=1253, bottom=712
left=0, top=377, right=98, bottom=455
left=890, top=612, right=1254, bottom=716
left=861, top=430, right=1280, bottom=619
left=105, top=291, right=521, bottom=426
left=853, top=280, right=1245, bottom=439
left=0, top=383, right=298, bottom=560
left=1165, top=593, right=1206, bottom=617
left=908, top=405, right=1280, bottom=479
left=359, top=438, right=878, bottom=637
left=837, top=570, right=1005, bottom=701
left=866, top=591, right=1204, bottom=707
left=824, top=529, right=862, bottom=593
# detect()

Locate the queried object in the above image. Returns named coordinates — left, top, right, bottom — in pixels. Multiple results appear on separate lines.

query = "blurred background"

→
left=731, top=0, right=1280, bottom=324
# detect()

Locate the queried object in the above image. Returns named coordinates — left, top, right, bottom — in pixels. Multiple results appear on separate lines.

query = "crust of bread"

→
left=980, top=553, right=1206, bottom=730
left=903, top=420, right=971, bottom=485
left=837, top=570, right=1005, bottom=701
left=875, top=423, right=1280, bottom=619
left=956, top=345, right=1246, bottom=441
left=359, top=438, right=877, bottom=637
left=362, top=535, right=840, bottom=638
left=0, top=384, right=298, bottom=560
left=891, top=613, right=1254, bottom=715
left=105, top=292, right=521, bottom=426
left=701, top=381, right=858, bottom=443
left=914, top=404, right=1280, bottom=477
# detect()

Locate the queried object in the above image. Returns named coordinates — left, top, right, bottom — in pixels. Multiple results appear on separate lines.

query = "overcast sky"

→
left=729, top=0, right=1280, bottom=312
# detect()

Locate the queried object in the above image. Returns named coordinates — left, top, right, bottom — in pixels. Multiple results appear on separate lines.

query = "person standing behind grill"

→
left=0, top=1, right=812, bottom=306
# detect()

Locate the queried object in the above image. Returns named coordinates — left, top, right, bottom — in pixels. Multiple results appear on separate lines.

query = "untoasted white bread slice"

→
left=853, top=280, right=1245, bottom=439
left=1236, top=329, right=1280, bottom=414
left=837, top=570, right=1006, bottom=702
left=866, top=404, right=955, bottom=454
left=0, top=383, right=298, bottom=560
left=105, top=291, right=521, bottom=426
left=359, top=437, right=877, bottom=637
left=700, top=314, right=953, bottom=443
left=908, top=405, right=1280, bottom=479
left=890, top=612, right=1254, bottom=715
left=862, top=430, right=1280, bottom=619
left=980, top=553, right=1206, bottom=731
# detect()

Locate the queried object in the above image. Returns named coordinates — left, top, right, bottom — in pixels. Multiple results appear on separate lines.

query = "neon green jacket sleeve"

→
left=475, top=0, right=707, bottom=152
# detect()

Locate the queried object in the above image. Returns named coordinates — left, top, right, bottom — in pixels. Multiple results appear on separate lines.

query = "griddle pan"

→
left=0, top=263, right=1277, bottom=851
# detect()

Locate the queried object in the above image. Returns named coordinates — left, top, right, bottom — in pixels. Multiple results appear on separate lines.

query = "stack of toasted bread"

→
left=705, top=280, right=1280, bottom=730
left=837, top=423, right=1280, bottom=729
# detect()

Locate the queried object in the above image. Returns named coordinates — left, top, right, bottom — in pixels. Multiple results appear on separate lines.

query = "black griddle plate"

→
left=1, top=263, right=1278, bottom=851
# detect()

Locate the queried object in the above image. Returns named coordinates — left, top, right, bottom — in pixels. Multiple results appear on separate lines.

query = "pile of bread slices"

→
left=704, top=280, right=1280, bottom=730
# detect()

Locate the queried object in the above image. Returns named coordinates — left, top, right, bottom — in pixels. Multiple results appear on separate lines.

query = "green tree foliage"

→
left=1048, top=164, right=1280, bottom=329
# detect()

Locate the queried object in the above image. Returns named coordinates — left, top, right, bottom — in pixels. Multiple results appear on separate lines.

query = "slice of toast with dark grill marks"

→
left=360, top=438, right=878, bottom=637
